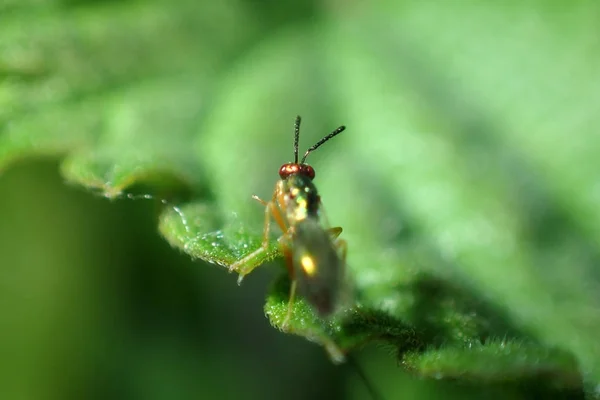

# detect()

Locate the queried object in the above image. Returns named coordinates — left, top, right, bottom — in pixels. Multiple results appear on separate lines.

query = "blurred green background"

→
left=1, top=0, right=600, bottom=399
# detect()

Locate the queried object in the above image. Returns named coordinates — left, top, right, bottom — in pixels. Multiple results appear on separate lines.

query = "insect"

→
left=229, top=116, right=348, bottom=327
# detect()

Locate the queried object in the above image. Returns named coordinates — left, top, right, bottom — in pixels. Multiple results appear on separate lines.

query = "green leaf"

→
left=2, top=0, right=599, bottom=396
left=0, top=0, right=258, bottom=193
left=403, top=340, right=580, bottom=387
left=322, top=0, right=600, bottom=383
left=264, top=273, right=422, bottom=364
left=158, top=201, right=280, bottom=270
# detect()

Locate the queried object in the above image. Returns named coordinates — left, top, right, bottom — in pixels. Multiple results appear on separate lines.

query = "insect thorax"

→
left=281, top=173, right=320, bottom=223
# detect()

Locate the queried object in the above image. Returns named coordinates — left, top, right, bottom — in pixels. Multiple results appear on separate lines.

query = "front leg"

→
left=229, top=190, right=287, bottom=284
left=229, top=201, right=273, bottom=284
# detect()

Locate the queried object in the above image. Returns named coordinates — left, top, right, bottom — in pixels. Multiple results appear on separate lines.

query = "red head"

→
left=279, top=163, right=315, bottom=180
left=279, top=116, right=345, bottom=181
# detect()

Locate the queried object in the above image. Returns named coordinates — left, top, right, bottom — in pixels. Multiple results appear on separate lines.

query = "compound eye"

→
left=301, top=165, right=315, bottom=180
left=279, top=163, right=299, bottom=179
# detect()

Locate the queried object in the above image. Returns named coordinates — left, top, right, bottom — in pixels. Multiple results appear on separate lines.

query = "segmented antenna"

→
left=301, top=125, right=346, bottom=164
left=294, top=115, right=301, bottom=163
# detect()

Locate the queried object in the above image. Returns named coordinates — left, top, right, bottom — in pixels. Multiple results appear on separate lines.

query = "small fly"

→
left=230, top=115, right=347, bottom=327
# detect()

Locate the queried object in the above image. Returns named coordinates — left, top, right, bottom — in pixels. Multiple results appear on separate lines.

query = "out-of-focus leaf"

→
left=323, top=0, right=600, bottom=382
left=0, top=0, right=259, bottom=195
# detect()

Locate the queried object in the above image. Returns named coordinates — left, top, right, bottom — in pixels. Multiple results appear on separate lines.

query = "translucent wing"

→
left=291, top=218, right=344, bottom=316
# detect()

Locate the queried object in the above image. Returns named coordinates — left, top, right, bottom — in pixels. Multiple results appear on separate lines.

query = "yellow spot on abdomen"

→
left=301, top=255, right=316, bottom=276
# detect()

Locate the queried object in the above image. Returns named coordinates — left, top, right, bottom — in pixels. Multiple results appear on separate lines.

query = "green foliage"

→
left=2, top=0, right=600, bottom=397
left=403, top=341, right=580, bottom=385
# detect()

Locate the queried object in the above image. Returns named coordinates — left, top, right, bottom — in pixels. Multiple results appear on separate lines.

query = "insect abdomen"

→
left=291, top=219, right=343, bottom=316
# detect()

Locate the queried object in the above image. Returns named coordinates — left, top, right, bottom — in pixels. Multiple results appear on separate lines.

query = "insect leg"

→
left=230, top=202, right=273, bottom=281
left=231, top=192, right=288, bottom=284
left=282, top=277, right=297, bottom=332
left=252, top=194, right=268, bottom=206
left=278, top=237, right=296, bottom=331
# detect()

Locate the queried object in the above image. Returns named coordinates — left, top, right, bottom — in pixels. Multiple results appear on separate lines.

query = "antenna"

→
left=293, top=115, right=301, bottom=163
left=301, top=125, right=346, bottom=164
